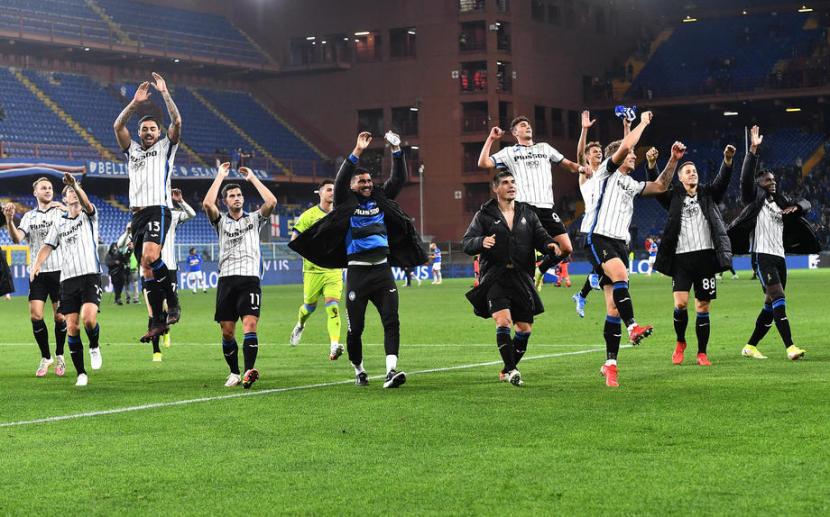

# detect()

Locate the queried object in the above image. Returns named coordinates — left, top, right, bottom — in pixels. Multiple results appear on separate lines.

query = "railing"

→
left=458, top=0, right=486, bottom=14
left=0, top=141, right=104, bottom=161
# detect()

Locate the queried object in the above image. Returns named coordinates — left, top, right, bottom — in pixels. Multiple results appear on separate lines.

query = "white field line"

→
left=0, top=346, right=630, bottom=429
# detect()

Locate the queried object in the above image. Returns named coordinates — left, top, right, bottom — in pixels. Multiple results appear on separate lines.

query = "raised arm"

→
left=382, top=136, right=406, bottom=199
left=710, top=144, right=736, bottom=202
left=239, top=167, right=277, bottom=218
left=113, top=81, right=150, bottom=151
left=576, top=110, right=596, bottom=166
left=151, top=73, right=181, bottom=144
left=172, top=188, right=196, bottom=222
left=117, top=223, right=131, bottom=250
left=335, top=132, right=371, bottom=205
left=478, top=127, right=504, bottom=169
left=611, top=111, right=653, bottom=166
left=643, top=142, right=686, bottom=197
left=3, top=203, right=24, bottom=244
left=741, top=126, right=763, bottom=204
left=645, top=147, right=660, bottom=181
left=63, top=173, right=94, bottom=215
left=203, top=162, right=230, bottom=222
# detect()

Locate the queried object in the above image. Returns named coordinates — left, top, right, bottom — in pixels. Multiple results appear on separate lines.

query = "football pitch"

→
left=1, top=270, right=828, bottom=515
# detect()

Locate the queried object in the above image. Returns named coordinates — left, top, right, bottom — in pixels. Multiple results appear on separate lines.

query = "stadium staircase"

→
left=251, top=96, right=327, bottom=160
left=187, top=87, right=288, bottom=174
left=802, top=143, right=825, bottom=177
left=10, top=69, right=116, bottom=161
left=83, top=0, right=135, bottom=46
left=103, top=196, right=129, bottom=212
left=234, top=24, right=279, bottom=67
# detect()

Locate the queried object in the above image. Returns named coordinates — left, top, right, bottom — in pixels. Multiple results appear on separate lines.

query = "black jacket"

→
left=726, top=151, right=821, bottom=255
left=462, top=199, right=554, bottom=319
left=652, top=159, right=734, bottom=275
left=289, top=153, right=427, bottom=268
left=105, top=248, right=126, bottom=277
left=0, top=245, right=13, bottom=297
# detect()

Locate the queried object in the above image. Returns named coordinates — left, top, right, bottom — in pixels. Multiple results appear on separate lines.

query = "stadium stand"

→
left=627, top=12, right=824, bottom=98
left=0, top=0, right=112, bottom=43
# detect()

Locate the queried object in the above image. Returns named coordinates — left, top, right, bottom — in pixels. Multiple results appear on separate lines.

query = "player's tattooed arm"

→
left=114, top=81, right=149, bottom=151
left=3, top=203, right=24, bottom=244
left=643, top=141, right=685, bottom=196
left=151, top=73, right=181, bottom=144
left=478, top=127, right=503, bottom=169
left=203, top=162, right=230, bottom=222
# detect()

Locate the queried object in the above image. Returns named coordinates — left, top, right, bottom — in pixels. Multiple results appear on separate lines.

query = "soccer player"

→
left=3, top=178, right=68, bottom=377
left=646, top=238, right=658, bottom=275
left=652, top=144, right=737, bottom=366
left=186, top=248, right=207, bottom=293
left=144, top=188, right=195, bottom=361
left=462, top=170, right=558, bottom=386
left=429, top=243, right=443, bottom=284
left=114, top=72, right=182, bottom=341
left=203, top=164, right=276, bottom=388
left=289, top=179, right=345, bottom=361
left=478, top=116, right=591, bottom=275
left=30, top=174, right=103, bottom=387
left=727, top=126, right=819, bottom=360
left=289, top=132, right=427, bottom=388
left=582, top=111, right=685, bottom=387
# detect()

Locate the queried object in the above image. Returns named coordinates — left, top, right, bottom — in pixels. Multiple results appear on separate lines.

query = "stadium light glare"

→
left=798, top=5, right=813, bottom=12
left=306, top=36, right=316, bottom=41
left=411, top=146, right=419, bottom=150
left=785, top=107, right=802, bottom=112
left=83, top=47, right=90, bottom=51
left=354, top=31, right=370, bottom=36
left=723, top=111, right=739, bottom=116
left=410, top=107, right=419, bottom=112
left=407, top=29, right=416, bottom=35
left=682, top=15, right=697, bottom=22
left=173, top=58, right=180, bottom=63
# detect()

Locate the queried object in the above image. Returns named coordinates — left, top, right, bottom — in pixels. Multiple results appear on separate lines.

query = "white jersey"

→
left=44, top=208, right=101, bottom=280
left=125, top=136, right=178, bottom=208
left=676, top=195, right=714, bottom=254
left=584, top=158, right=645, bottom=241
left=579, top=174, right=598, bottom=234
left=160, top=204, right=196, bottom=270
left=490, top=142, right=565, bottom=208
left=213, top=211, right=266, bottom=278
left=751, top=198, right=785, bottom=257
left=18, top=206, right=64, bottom=272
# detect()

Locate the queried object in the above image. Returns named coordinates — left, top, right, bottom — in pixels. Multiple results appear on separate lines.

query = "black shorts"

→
left=59, top=274, right=102, bottom=315
left=585, top=234, right=629, bottom=286
left=29, top=270, right=61, bottom=303
left=530, top=206, right=568, bottom=238
left=214, top=276, right=261, bottom=322
left=486, top=272, right=535, bottom=324
left=672, top=250, right=718, bottom=301
left=168, top=269, right=178, bottom=292
left=130, top=206, right=172, bottom=262
left=753, top=253, right=787, bottom=291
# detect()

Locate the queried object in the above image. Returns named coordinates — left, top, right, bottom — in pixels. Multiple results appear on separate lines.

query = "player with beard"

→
left=727, top=126, right=820, bottom=360
left=4, top=178, right=68, bottom=377
left=114, top=72, right=182, bottom=342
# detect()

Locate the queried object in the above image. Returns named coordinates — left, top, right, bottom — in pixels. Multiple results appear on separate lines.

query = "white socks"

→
left=386, top=354, right=397, bottom=373
left=352, top=361, right=365, bottom=375
left=605, top=359, right=617, bottom=366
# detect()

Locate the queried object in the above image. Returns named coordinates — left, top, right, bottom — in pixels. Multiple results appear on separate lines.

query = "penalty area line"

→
left=0, top=346, right=629, bottom=429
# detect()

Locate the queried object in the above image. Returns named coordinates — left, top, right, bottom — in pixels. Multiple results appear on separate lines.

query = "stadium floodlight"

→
left=173, top=58, right=180, bottom=63
left=410, top=107, right=419, bottom=111
left=83, top=47, right=90, bottom=52
left=785, top=107, right=802, bottom=112
left=723, top=111, right=739, bottom=116
left=407, top=29, right=416, bottom=35
left=306, top=36, right=316, bottom=41
left=682, top=15, right=697, bottom=22
left=354, top=31, right=370, bottom=36
left=798, top=5, right=813, bottom=13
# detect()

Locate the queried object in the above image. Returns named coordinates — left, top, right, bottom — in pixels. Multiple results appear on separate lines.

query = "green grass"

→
left=1, top=270, right=828, bottom=515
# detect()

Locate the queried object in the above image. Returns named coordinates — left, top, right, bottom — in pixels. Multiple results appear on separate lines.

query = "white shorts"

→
left=432, top=262, right=442, bottom=271
left=647, top=256, right=656, bottom=264
left=187, top=271, right=203, bottom=284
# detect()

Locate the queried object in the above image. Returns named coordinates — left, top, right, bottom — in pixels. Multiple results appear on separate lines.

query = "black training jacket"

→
left=288, top=152, right=427, bottom=268
left=462, top=199, right=554, bottom=319
left=726, top=151, right=821, bottom=255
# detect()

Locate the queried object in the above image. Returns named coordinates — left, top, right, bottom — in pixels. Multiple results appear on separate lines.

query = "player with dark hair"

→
left=478, top=116, right=590, bottom=277
left=652, top=145, right=736, bottom=366
left=463, top=170, right=558, bottom=386
left=582, top=111, right=686, bottom=387
left=4, top=177, right=68, bottom=377
left=289, top=132, right=427, bottom=388
left=727, top=126, right=820, bottom=360
left=31, top=174, right=103, bottom=387
left=113, top=72, right=183, bottom=342
left=203, top=163, right=277, bottom=388
left=186, top=248, right=207, bottom=293
left=290, top=178, right=345, bottom=360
